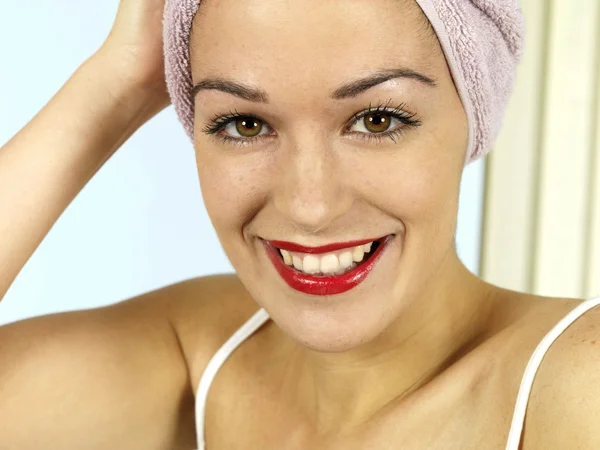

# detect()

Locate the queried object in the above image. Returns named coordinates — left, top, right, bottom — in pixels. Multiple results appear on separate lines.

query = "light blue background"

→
left=0, top=1, right=486, bottom=325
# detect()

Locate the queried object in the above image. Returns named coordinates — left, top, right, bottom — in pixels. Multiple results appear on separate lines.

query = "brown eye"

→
left=235, top=117, right=262, bottom=137
left=363, top=113, right=392, bottom=133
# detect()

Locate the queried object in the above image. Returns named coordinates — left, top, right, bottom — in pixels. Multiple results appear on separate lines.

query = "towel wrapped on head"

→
left=163, top=0, right=526, bottom=166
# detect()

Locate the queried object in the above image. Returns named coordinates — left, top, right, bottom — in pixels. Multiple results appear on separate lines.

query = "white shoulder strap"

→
left=195, top=307, right=270, bottom=450
left=505, top=296, right=600, bottom=450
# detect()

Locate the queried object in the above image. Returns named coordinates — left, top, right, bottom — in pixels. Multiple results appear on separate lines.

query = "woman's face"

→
left=189, top=0, right=468, bottom=352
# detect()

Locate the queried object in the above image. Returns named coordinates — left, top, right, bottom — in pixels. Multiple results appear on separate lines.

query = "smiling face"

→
left=189, top=0, right=469, bottom=352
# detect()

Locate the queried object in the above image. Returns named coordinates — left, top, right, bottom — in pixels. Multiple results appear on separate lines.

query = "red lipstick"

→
left=263, top=235, right=392, bottom=296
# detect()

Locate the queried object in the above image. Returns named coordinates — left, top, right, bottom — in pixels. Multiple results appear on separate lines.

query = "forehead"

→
left=189, top=0, right=442, bottom=83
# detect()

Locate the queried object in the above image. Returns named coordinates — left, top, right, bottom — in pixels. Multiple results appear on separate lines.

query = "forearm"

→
left=0, top=51, right=166, bottom=300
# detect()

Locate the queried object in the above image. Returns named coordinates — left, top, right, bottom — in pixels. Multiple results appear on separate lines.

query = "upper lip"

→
left=266, top=235, right=388, bottom=254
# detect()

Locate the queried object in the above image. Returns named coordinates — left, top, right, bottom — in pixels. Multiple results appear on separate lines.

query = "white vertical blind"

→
left=481, top=0, right=548, bottom=292
left=587, top=48, right=600, bottom=297
left=534, top=0, right=599, bottom=296
left=482, top=0, right=600, bottom=299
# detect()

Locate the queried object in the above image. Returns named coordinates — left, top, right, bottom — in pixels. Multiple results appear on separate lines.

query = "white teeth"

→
left=280, top=249, right=292, bottom=265
left=303, top=255, right=320, bottom=274
left=339, top=251, right=354, bottom=269
left=352, top=245, right=365, bottom=263
left=292, top=255, right=303, bottom=271
left=320, top=254, right=340, bottom=274
left=278, top=240, right=377, bottom=275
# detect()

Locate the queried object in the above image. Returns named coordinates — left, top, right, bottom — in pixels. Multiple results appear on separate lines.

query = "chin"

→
left=284, top=310, right=391, bottom=353
left=242, top=264, right=410, bottom=353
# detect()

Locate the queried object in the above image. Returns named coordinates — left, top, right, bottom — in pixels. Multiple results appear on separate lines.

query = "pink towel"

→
left=163, top=0, right=525, bottom=165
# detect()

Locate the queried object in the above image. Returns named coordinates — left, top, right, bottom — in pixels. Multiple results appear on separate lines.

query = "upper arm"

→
left=523, top=304, right=600, bottom=449
left=0, top=280, right=197, bottom=450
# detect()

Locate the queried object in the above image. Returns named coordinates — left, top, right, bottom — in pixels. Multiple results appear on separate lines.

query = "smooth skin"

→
left=0, top=0, right=599, bottom=449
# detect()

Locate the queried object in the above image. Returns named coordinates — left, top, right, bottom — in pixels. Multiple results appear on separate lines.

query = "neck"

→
left=278, top=250, right=499, bottom=438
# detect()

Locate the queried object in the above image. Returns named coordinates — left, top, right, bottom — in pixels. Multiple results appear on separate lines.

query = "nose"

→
left=272, top=138, right=352, bottom=233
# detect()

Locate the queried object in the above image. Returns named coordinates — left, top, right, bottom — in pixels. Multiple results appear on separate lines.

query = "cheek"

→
left=352, top=151, right=460, bottom=229
left=406, top=166, right=460, bottom=223
left=399, top=133, right=464, bottom=225
left=196, top=151, right=272, bottom=229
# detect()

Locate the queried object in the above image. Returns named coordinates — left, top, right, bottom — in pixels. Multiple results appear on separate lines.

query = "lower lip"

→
left=263, top=235, right=393, bottom=296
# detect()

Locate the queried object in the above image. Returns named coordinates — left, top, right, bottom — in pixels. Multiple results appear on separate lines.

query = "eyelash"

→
left=200, top=99, right=422, bottom=148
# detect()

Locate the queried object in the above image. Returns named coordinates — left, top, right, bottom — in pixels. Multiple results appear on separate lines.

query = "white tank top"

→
left=194, top=296, right=600, bottom=450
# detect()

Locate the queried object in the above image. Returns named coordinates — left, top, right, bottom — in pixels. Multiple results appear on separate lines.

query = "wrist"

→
left=80, top=49, right=170, bottom=125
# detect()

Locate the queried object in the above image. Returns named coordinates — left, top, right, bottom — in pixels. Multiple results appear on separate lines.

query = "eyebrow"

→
left=190, top=67, right=437, bottom=103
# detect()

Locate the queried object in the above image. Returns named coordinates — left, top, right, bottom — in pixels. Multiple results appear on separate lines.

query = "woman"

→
left=0, top=0, right=598, bottom=449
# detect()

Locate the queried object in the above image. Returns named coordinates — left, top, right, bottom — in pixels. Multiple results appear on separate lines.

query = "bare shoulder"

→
left=0, top=273, right=258, bottom=449
left=105, top=272, right=262, bottom=394
left=161, top=273, right=263, bottom=393
left=0, top=282, right=193, bottom=448
left=517, top=294, right=600, bottom=449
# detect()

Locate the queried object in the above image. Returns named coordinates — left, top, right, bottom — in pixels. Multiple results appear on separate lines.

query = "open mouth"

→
left=263, top=235, right=393, bottom=296
left=274, top=239, right=381, bottom=277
